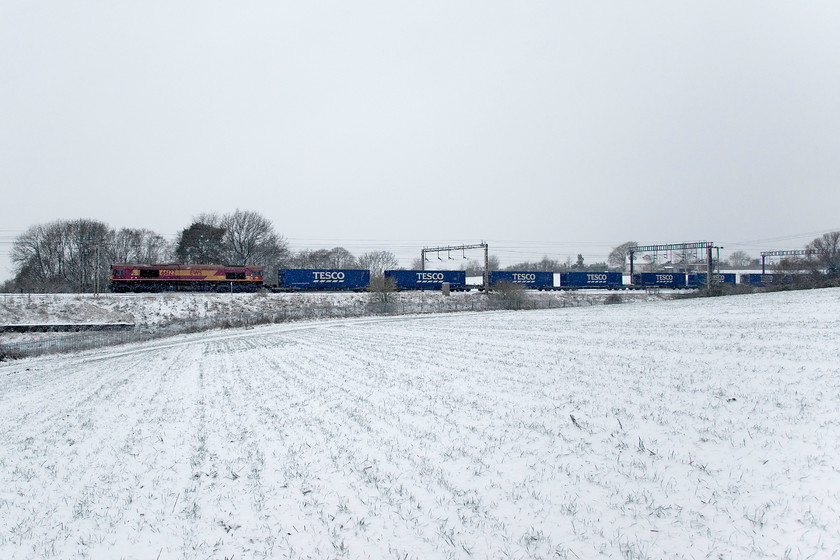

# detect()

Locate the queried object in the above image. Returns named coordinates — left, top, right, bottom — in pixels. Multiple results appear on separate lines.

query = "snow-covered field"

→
left=1, top=288, right=839, bottom=559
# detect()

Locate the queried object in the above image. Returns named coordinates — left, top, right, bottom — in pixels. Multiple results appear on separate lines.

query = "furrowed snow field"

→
left=1, top=289, right=839, bottom=559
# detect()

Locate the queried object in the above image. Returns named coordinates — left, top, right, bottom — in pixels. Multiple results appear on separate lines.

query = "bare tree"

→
left=12, top=220, right=170, bottom=292
left=291, top=250, right=311, bottom=268
left=220, top=209, right=289, bottom=267
left=608, top=241, right=637, bottom=271
left=173, top=209, right=289, bottom=268
left=587, top=261, right=610, bottom=271
left=491, top=281, right=528, bottom=309
left=327, top=247, right=358, bottom=268
left=110, top=228, right=169, bottom=264
left=110, top=229, right=138, bottom=264
left=775, top=256, right=804, bottom=273
left=727, top=250, right=752, bottom=268
left=12, top=222, right=63, bottom=285
left=12, top=219, right=111, bottom=292
left=505, top=256, right=562, bottom=272
left=462, top=255, right=499, bottom=276
left=807, top=231, right=840, bottom=274
left=293, top=247, right=358, bottom=268
left=293, top=249, right=333, bottom=268
left=673, top=249, right=703, bottom=272
left=11, top=222, right=66, bottom=290
left=64, top=219, right=111, bottom=293
left=368, top=274, right=397, bottom=303
left=193, top=212, right=223, bottom=228
left=358, top=250, right=399, bottom=277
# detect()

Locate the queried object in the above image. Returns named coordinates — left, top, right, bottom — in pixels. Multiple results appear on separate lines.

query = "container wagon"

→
left=687, top=273, right=737, bottom=287
left=632, top=272, right=687, bottom=289
left=384, top=270, right=470, bottom=291
left=560, top=271, right=623, bottom=290
left=488, top=271, right=554, bottom=290
left=740, top=273, right=796, bottom=287
left=277, top=269, right=370, bottom=291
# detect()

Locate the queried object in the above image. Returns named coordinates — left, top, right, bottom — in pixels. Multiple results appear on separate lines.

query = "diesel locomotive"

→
left=109, top=264, right=264, bottom=292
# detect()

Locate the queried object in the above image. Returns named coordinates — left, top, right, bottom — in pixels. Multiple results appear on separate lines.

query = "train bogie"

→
left=277, top=269, right=370, bottom=291
left=489, top=271, right=554, bottom=290
left=385, top=270, right=469, bottom=291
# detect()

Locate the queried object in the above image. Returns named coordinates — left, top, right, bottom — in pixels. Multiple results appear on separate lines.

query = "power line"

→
left=725, top=227, right=840, bottom=247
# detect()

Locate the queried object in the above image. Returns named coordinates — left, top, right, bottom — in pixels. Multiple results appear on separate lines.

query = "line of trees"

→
left=808, top=231, right=840, bottom=273
left=492, top=255, right=610, bottom=274
left=8, top=219, right=170, bottom=293
left=454, top=255, right=611, bottom=276
left=604, top=233, right=840, bottom=276
left=3, top=210, right=401, bottom=293
left=173, top=211, right=287, bottom=267
left=291, top=248, right=398, bottom=276
left=726, top=250, right=758, bottom=269
left=6, top=216, right=839, bottom=293
left=775, top=231, right=840, bottom=275
left=486, top=232, right=840, bottom=276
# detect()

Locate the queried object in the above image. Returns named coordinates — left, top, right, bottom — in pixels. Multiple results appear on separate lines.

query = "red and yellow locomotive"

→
left=109, top=265, right=264, bottom=293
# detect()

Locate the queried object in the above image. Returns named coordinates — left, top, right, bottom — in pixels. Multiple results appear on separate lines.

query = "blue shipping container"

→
left=688, top=273, right=737, bottom=287
left=278, top=269, right=370, bottom=291
left=740, top=273, right=794, bottom=286
left=634, top=272, right=687, bottom=288
left=560, top=271, right=623, bottom=289
left=385, top=270, right=468, bottom=290
left=489, top=271, right=554, bottom=289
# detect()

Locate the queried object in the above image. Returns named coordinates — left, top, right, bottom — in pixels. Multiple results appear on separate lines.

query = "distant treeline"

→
left=2, top=210, right=397, bottom=293
left=3, top=212, right=839, bottom=293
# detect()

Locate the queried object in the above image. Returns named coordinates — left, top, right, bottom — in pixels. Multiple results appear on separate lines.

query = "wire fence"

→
left=0, top=294, right=609, bottom=360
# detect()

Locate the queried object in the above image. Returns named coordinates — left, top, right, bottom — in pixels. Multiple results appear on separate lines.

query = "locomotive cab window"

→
left=226, top=272, right=246, bottom=280
left=139, top=269, right=160, bottom=278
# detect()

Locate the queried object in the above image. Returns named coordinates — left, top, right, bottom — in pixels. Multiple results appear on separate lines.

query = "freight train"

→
left=109, top=264, right=796, bottom=293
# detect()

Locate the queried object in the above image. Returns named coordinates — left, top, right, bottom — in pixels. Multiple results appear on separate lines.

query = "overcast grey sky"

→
left=2, top=1, right=839, bottom=280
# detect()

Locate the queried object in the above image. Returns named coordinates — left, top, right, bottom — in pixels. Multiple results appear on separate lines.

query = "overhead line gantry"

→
left=629, top=241, right=721, bottom=285
left=421, top=242, right=489, bottom=290
left=759, top=249, right=820, bottom=273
